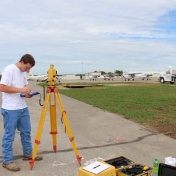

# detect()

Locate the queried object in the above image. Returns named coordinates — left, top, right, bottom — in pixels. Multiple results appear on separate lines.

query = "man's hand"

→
left=25, top=94, right=32, bottom=98
left=21, top=86, right=31, bottom=94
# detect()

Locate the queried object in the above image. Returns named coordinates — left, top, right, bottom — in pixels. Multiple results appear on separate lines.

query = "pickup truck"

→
left=159, top=70, right=176, bottom=84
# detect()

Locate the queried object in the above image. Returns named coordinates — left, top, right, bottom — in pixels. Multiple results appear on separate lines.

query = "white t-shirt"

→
left=0, top=64, right=28, bottom=110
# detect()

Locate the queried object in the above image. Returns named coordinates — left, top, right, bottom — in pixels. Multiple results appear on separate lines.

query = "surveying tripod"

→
left=29, top=65, right=82, bottom=170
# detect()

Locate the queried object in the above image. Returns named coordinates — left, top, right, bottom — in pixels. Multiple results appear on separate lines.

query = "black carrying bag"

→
left=158, top=163, right=176, bottom=176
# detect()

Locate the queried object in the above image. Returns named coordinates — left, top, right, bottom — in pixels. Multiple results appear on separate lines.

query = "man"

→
left=0, top=54, right=43, bottom=172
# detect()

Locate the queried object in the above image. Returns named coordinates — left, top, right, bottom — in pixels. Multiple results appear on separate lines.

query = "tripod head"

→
left=47, top=64, right=57, bottom=86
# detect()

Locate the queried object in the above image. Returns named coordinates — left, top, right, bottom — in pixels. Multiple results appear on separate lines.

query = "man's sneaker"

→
left=2, top=162, right=20, bottom=172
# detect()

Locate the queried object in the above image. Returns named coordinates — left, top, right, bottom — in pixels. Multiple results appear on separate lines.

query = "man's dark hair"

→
left=19, top=54, right=35, bottom=67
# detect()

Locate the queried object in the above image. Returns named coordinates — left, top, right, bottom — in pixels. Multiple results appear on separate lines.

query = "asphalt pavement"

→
left=0, top=79, right=175, bottom=176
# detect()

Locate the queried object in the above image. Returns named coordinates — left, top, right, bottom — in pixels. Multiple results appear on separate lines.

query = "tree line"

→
left=76, top=70, right=123, bottom=77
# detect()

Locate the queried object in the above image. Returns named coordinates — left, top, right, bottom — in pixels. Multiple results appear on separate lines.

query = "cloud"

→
left=0, top=0, right=176, bottom=74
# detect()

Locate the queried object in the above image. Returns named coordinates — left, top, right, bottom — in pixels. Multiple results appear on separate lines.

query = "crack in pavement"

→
left=0, top=131, right=156, bottom=162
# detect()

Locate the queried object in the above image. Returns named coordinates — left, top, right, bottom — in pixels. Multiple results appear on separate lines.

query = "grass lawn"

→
left=59, top=83, right=176, bottom=128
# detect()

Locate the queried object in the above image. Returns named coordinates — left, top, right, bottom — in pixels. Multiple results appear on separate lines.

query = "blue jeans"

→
left=1, top=108, right=32, bottom=164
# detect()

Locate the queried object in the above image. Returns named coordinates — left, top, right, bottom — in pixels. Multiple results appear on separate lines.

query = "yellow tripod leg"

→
left=29, top=92, right=50, bottom=170
left=50, top=93, right=57, bottom=152
left=54, top=91, right=82, bottom=165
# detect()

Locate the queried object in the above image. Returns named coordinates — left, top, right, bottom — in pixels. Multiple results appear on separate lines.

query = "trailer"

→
left=159, top=69, right=176, bottom=84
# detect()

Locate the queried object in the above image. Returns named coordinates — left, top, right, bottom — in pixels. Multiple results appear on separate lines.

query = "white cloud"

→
left=0, top=0, right=176, bottom=74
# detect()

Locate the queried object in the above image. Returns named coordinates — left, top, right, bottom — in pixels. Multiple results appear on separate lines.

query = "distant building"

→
left=60, top=74, right=80, bottom=80
left=83, top=72, right=102, bottom=79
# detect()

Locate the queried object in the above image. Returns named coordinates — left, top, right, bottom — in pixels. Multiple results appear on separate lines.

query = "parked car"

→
left=104, top=75, right=114, bottom=81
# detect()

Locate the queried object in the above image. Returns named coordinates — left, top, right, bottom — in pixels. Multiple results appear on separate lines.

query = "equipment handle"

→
left=31, top=91, right=40, bottom=96
left=20, top=94, right=25, bottom=97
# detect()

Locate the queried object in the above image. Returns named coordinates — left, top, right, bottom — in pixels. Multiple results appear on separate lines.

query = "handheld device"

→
left=20, top=91, right=40, bottom=97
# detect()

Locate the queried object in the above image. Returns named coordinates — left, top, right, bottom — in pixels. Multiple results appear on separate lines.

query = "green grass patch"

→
left=58, top=84, right=176, bottom=126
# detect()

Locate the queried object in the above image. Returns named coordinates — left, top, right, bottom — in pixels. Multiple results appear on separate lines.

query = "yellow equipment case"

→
left=78, top=161, right=116, bottom=176
left=118, top=163, right=152, bottom=176
left=78, top=156, right=152, bottom=176
left=104, top=156, right=135, bottom=175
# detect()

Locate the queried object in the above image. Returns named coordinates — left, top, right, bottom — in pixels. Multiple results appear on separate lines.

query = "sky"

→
left=0, top=0, right=176, bottom=75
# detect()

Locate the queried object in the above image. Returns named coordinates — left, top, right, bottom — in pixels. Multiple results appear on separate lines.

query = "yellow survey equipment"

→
left=104, top=156, right=135, bottom=175
left=47, top=64, right=57, bottom=85
left=118, top=164, right=152, bottom=176
left=29, top=65, right=82, bottom=170
left=104, top=156, right=152, bottom=176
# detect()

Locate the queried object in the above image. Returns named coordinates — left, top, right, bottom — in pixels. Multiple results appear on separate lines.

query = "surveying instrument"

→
left=29, top=64, right=82, bottom=170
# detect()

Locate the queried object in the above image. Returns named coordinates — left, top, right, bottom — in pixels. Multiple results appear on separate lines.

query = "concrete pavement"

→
left=0, top=80, right=175, bottom=176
